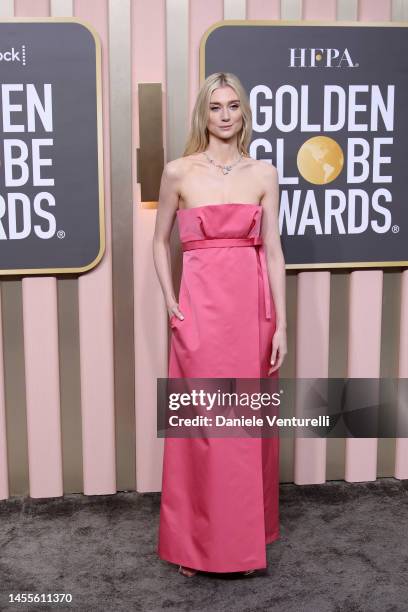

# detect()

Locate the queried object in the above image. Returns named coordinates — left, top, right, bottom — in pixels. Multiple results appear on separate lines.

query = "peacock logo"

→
left=0, top=45, right=26, bottom=66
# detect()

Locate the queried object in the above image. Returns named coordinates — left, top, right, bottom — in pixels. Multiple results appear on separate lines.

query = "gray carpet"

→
left=0, top=478, right=407, bottom=611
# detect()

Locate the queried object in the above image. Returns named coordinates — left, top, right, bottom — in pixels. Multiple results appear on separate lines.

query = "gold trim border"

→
left=0, top=17, right=105, bottom=276
left=200, top=19, right=408, bottom=271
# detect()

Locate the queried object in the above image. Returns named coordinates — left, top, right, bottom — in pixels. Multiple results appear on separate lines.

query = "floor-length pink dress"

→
left=157, top=203, right=280, bottom=573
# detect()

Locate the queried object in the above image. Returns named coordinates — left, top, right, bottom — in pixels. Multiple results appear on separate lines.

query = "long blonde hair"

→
left=182, top=72, right=252, bottom=158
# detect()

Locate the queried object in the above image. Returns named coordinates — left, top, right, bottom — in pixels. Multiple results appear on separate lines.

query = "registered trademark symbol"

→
left=57, top=230, right=65, bottom=239
left=354, top=62, right=359, bottom=67
left=392, top=225, right=400, bottom=234
left=280, top=389, right=284, bottom=394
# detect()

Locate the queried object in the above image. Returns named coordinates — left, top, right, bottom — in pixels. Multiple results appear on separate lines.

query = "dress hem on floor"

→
left=158, top=530, right=280, bottom=573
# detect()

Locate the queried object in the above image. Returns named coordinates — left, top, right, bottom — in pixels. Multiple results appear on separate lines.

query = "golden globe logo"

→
left=289, top=48, right=356, bottom=68
left=297, top=136, right=344, bottom=184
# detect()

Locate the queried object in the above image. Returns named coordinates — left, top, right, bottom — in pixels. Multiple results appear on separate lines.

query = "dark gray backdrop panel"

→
left=204, top=24, right=408, bottom=268
left=0, top=21, right=103, bottom=272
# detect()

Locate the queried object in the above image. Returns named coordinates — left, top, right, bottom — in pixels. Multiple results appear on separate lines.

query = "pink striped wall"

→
left=133, top=0, right=167, bottom=492
left=0, top=289, right=7, bottom=500
left=396, top=270, right=408, bottom=477
left=0, top=0, right=406, bottom=501
left=294, top=0, right=336, bottom=486
left=16, top=0, right=63, bottom=499
left=345, top=0, right=391, bottom=483
left=74, top=0, right=116, bottom=496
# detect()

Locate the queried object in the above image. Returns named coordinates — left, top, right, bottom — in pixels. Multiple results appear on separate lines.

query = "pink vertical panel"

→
left=247, top=0, right=280, bottom=19
left=395, top=271, right=408, bottom=478
left=295, top=272, right=330, bottom=484
left=302, top=0, right=336, bottom=18
left=134, top=197, right=168, bottom=491
left=358, top=0, right=392, bottom=21
left=22, top=280, right=63, bottom=497
left=132, top=0, right=167, bottom=491
left=345, top=0, right=391, bottom=483
left=346, top=272, right=382, bottom=481
left=16, top=0, right=63, bottom=499
left=293, top=0, right=336, bottom=485
left=188, top=0, right=223, bottom=112
left=14, top=0, right=50, bottom=15
left=0, top=0, right=13, bottom=502
left=74, top=0, right=116, bottom=494
left=0, top=289, right=9, bottom=500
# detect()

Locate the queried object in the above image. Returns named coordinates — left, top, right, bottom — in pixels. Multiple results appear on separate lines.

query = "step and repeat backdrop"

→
left=0, top=0, right=407, bottom=500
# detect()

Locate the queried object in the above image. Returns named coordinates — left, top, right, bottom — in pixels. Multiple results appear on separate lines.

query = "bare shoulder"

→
left=252, top=158, right=278, bottom=180
left=163, top=157, right=187, bottom=179
left=245, top=158, right=278, bottom=196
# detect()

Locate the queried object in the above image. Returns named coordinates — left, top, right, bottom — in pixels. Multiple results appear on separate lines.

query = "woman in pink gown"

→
left=153, top=72, right=287, bottom=577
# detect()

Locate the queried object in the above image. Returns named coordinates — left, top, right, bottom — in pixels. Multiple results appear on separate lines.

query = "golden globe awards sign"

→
left=0, top=19, right=104, bottom=275
left=201, top=21, right=408, bottom=269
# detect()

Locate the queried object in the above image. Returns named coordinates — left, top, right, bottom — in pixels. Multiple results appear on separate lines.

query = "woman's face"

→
left=207, top=86, right=243, bottom=140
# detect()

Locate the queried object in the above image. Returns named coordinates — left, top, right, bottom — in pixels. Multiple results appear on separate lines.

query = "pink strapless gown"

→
left=157, top=203, right=280, bottom=573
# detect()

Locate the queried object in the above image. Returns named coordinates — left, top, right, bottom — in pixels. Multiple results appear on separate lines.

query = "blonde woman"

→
left=153, top=72, right=287, bottom=577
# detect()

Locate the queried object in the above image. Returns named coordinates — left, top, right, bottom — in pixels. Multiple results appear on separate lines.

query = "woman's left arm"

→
left=259, top=162, right=287, bottom=374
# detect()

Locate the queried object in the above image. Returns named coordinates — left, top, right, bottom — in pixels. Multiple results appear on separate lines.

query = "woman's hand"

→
left=167, top=301, right=184, bottom=321
left=268, top=326, right=287, bottom=374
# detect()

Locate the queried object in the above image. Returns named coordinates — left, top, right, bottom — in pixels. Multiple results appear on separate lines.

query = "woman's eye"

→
left=210, top=105, right=239, bottom=110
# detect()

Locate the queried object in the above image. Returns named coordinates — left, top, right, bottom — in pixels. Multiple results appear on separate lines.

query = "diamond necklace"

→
left=202, top=150, right=243, bottom=175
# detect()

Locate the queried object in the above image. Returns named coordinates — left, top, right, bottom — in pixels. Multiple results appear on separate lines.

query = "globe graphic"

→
left=297, top=136, right=344, bottom=185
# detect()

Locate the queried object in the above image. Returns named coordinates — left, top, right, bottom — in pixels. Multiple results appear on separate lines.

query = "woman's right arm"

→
left=152, top=160, right=185, bottom=321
